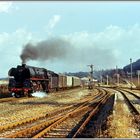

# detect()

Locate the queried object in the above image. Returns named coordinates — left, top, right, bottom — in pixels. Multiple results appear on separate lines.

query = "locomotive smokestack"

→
left=22, top=63, right=26, bottom=67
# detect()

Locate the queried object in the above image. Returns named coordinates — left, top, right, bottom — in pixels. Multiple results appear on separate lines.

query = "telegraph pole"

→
left=100, top=69, right=103, bottom=85
left=116, top=65, right=119, bottom=86
left=138, top=72, right=140, bottom=85
left=106, top=75, right=109, bottom=85
left=130, top=58, right=133, bottom=88
left=100, top=75, right=103, bottom=85
left=87, top=64, right=93, bottom=81
left=87, top=64, right=94, bottom=89
left=137, top=70, right=140, bottom=85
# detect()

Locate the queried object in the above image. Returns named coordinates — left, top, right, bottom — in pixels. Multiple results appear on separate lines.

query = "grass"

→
left=106, top=99, right=139, bottom=138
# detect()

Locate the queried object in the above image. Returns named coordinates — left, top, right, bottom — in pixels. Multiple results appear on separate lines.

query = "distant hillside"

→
left=0, top=78, right=8, bottom=80
left=65, top=72, right=89, bottom=78
left=66, top=69, right=125, bottom=79
left=123, top=59, right=140, bottom=73
left=66, top=68, right=128, bottom=85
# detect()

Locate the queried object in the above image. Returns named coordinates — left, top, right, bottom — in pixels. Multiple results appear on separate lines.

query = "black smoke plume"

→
left=20, top=37, right=117, bottom=70
left=20, top=38, right=70, bottom=64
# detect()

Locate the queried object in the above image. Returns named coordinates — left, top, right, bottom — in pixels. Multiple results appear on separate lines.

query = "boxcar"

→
left=72, top=76, right=81, bottom=87
left=58, top=74, right=67, bottom=89
left=47, top=70, right=59, bottom=92
left=66, top=76, right=73, bottom=88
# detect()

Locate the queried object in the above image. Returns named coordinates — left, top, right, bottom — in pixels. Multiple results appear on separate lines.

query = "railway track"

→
left=0, top=96, right=35, bottom=104
left=0, top=104, right=80, bottom=137
left=0, top=88, right=100, bottom=120
left=33, top=90, right=110, bottom=138
left=0, top=88, right=92, bottom=117
left=1, top=88, right=109, bottom=138
left=72, top=91, right=109, bottom=138
left=101, top=88, right=140, bottom=138
left=72, top=89, right=114, bottom=138
left=0, top=88, right=81, bottom=103
left=120, top=89, right=140, bottom=99
left=117, top=89, right=140, bottom=115
left=0, top=97, right=20, bottom=103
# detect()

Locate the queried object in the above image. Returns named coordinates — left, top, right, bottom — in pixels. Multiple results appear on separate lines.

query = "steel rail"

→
left=72, top=90, right=110, bottom=138
left=4, top=89, right=105, bottom=138
left=0, top=104, right=75, bottom=132
left=32, top=92, right=108, bottom=138
left=120, top=89, right=140, bottom=99
left=117, top=89, right=139, bottom=115
left=0, top=97, right=34, bottom=103
left=5, top=95, right=103, bottom=138
left=1, top=89, right=103, bottom=133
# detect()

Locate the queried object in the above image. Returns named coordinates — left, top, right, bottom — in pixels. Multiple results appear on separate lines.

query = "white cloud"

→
left=48, top=15, right=61, bottom=29
left=61, top=24, right=140, bottom=70
left=0, top=2, right=12, bottom=13
left=45, top=15, right=61, bottom=35
left=0, top=29, right=36, bottom=77
left=1, top=24, right=140, bottom=77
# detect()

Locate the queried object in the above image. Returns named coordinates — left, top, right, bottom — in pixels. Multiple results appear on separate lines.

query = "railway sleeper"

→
left=2, top=106, right=84, bottom=134
left=0, top=105, right=75, bottom=133
left=6, top=117, right=61, bottom=138
left=43, top=94, right=110, bottom=137
left=33, top=105, right=93, bottom=138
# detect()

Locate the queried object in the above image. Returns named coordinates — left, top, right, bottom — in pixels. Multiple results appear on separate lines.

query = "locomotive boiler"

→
left=8, top=64, right=49, bottom=98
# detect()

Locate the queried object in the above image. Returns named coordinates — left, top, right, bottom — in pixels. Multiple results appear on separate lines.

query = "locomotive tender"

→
left=8, top=64, right=81, bottom=98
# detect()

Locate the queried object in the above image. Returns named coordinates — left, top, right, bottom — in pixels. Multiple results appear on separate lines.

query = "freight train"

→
left=8, top=64, right=81, bottom=98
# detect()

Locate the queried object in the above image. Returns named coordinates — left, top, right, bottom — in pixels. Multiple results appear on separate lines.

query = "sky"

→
left=1, top=1, right=140, bottom=77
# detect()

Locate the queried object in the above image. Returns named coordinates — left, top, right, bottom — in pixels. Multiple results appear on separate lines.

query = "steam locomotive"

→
left=8, top=64, right=49, bottom=98
left=8, top=64, right=81, bottom=98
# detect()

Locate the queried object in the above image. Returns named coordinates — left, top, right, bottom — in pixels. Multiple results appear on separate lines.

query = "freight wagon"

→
left=72, top=76, right=81, bottom=87
left=47, top=70, right=59, bottom=92
left=58, top=74, right=67, bottom=90
left=66, top=76, right=73, bottom=88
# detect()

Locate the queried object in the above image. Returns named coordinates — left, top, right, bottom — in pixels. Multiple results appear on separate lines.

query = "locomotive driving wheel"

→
left=14, top=92, right=21, bottom=98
